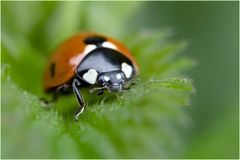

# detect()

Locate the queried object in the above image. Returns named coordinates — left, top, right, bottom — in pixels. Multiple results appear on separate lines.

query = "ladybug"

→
left=44, top=32, right=139, bottom=120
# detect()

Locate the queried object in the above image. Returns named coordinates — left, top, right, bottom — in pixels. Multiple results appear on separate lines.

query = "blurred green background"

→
left=130, top=2, right=239, bottom=158
left=1, top=1, right=239, bottom=159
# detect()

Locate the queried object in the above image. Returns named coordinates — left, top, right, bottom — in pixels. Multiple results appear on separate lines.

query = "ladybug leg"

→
left=39, top=98, right=54, bottom=108
left=40, top=84, right=70, bottom=108
left=123, top=77, right=140, bottom=89
left=72, top=78, right=85, bottom=121
left=52, top=84, right=71, bottom=101
left=89, top=87, right=105, bottom=95
left=97, top=89, right=104, bottom=95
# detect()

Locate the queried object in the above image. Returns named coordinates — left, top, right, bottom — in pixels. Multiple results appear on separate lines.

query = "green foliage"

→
left=1, top=2, right=194, bottom=158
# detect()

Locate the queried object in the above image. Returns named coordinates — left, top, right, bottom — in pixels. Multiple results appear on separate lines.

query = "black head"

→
left=97, top=70, right=126, bottom=92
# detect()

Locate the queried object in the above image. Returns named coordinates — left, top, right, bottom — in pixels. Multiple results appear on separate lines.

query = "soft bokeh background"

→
left=130, top=2, right=239, bottom=158
left=1, top=1, right=239, bottom=158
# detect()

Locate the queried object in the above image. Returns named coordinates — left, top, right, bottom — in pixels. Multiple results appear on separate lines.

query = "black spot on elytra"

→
left=50, top=62, right=55, bottom=78
left=84, top=36, right=106, bottom=45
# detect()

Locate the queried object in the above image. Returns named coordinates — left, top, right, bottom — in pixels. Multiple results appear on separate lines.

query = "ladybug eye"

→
left=102, top=42, right=117, bottom=50
left=98, top=78, right=105, bottom=85
left=116, top=73, right=122, bottom=80
left=104, top=76, right=110, bottom=81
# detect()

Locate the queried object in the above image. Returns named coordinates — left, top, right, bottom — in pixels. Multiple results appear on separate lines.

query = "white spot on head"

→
left=104, top=76, right=110, bottom=81
left=83, top=69, right=98, bottom=84
left=121, top=62, right=132, bottom=79
left=82, top=45, right=96, bottom=55
left=102, top=41, right=118, bottom=50
left=116, top=73, right=122, bottom=80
